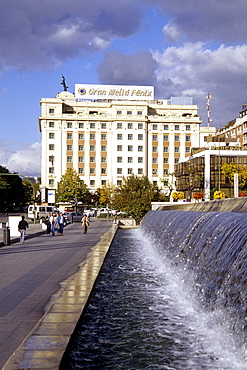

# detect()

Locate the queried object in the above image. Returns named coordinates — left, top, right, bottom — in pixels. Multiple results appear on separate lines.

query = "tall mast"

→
left=206, top=92, right=211, bottom=127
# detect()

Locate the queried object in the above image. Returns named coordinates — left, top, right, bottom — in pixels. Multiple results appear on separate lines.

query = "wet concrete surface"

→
left=0, top=218, right=117, bottom=369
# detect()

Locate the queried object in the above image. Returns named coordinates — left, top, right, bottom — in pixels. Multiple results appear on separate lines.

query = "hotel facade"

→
left=39, top=84, right=216, bottom=195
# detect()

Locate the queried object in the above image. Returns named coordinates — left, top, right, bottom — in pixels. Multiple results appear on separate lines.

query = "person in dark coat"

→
left=18, top=215, right=29, bottom=243
left=45, top=213, right=51, bottom=234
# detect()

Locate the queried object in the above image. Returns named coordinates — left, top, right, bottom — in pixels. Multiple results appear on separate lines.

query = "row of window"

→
left=49, top=167, right=168, bottom=177
left=48, top=121, right=192, bottom=131
left=49, top=132, right=191, bottom=141
left=49, top=144, right=190, bottom=154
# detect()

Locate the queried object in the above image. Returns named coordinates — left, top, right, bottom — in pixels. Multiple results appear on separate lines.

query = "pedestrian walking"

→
left=18, top=215, right=29, bottom=243
left=81, top=214, right=89, bottom=234
left=56, top=213, right=66, bottom=235
left=45, top=212, right=51, bottom=234
left=50, top=213, right=57, bottom=236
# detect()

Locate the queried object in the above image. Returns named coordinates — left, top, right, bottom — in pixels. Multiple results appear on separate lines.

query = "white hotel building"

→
left=39, top=84, right=216, bottom=194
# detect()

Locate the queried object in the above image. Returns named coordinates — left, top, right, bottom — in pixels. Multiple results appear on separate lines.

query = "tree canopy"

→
left=221, top=162, right=247, bottom=190
left=56, top=168, right=88, bottom=203
left=0, top=166, right=26, bottom=211
left=112, top=175, right=160, bottom=223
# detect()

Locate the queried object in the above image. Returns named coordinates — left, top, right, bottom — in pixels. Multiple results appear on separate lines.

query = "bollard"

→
left=3, top=226, right=10, bottom=245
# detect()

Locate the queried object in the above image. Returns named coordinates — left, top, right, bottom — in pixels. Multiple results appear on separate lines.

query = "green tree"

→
left=112, top=175, right=160, bottom=224
left=0, top=166, right=25, bottom=211
left=221, top=162, right=247, bottom=191
left=99, top=183, right=115, bottom=207
left=56, top=168, right=88, bottom=204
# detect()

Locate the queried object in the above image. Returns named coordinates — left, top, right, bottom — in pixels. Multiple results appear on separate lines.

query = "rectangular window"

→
left=153, top=124, right=158, bottom=130
left=79, top=156, right=84, bottom=162
left=175, top=135, right=180, bottom=141
left=101, top=134, right=106, bottom=140
left=67, top=145, right=72, bottom=151
left=101, top=168, right=106, bottom=174
left=175, top=125, right=179, bottom=130
left=138, top=123, right=143, bottom=129
left=101, top=145, right=106, bottom=151
left=127, top=111, right=132, bottom=115
left=101, top=123, right=106, bottom=129
left=186, top=135, right=191, bottom=142
left=152, top=169, right=157, bottom=175
left=90, top=180, right=95, bottom=186
left=101, top=180, right=106, bottom=185
left=90, top=123, right=95, bottom=129
left=101, top=157, right=107, bottom=163
left=128, top=123, right=133, bottom=129
left=175, top=158, right=179, bottom=163
left=49, top=167, right=54, bottom=173
left=117, top=145, right=122, bottom=151
left=90, top=133, right=95, bottom=140
left=49, top=108, right=54, bottom=114
left=67, top=122, right=72, bottom=128
left=186, top=125, right=191, bottom=131
left=79, top=133, right=84, bottom=139
left=128, top=157, right=133, bottom=163
left=67, top=133, right=72, bottom=139
left=128, top=145, right=133, bottom=151
left=79, top=122, right=84, bottom=128
left=152, top=146, right=157, bottom=152
left=153, top=135, right=158, bottom=141
left=128, top=168, right=133, bottom=174
left=163, top=135, right=168, bottom=141
left=164, top=124, right=168, bottom=130
left=138, top=157, right=143, bottom=163
left=117, top=122, right=122, bottom=129
left=128, top=134, right=133, bottom=140
left=138, top=134, right=143, bottom=140
left=90, top=168, right=95, bottom=174
left=117, top=111, right=122, bottom=115
left=163, top=169, right=168, bottom=175
left=79, top=145, right=84, bottom=151
left=117, top=157, right=122, bottom=163
left=164, top=146, right=168, bottom=152
left=49, top=179, right=54, bottom=186
left=152, top=158, right=157, bottom=164
left=79, top=168, right=84, bottom=174
left=138, top=146, right=143, bottom=152
left=90, top=145, right=95, bottom=151
left=175, top=147, right=180, bottom=153
left=138, top=168, right=143, bottom=174
left=90, top=157, right=95, bottom=163
left=49, top=144, right=54, bottom=150
left=49, top=122, right=54, bottom=127
left=117, top=168, right=122, bottom=174
left=49, top=133, right=55, bottom=139
left=49, top=155, right=54, bottom=163
left=67, top=156, right=72, bottom=162
left=164, top=158, right=168, bottom=163
left=137, top=111, right=143, bottom=115
left=117, top=180, right=122, bottom=186
left=117, top=134, right=123, bottom=140
left=186, top=147, right=191, bottom=153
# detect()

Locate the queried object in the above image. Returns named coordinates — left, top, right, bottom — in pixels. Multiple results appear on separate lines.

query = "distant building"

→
left=39, top=84, right=216, bottom=196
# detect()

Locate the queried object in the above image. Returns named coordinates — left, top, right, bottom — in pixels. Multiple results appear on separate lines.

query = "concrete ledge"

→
left=3, top=224, right=118, bottom=370
left=155, top=197, right=247, bottom=213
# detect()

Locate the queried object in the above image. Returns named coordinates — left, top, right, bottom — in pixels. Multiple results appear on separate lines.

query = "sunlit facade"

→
left=39, top=85, right=215, bottom=193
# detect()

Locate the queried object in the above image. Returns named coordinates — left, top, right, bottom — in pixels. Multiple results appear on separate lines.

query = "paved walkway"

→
left=0, top=219, right=117, bottom=369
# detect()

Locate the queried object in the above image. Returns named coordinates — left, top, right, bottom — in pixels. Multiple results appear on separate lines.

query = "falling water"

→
left=61, top=210, right=247, bottom=370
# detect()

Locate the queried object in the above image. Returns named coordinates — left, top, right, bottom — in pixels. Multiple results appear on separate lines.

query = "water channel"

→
left=60, top=210, right=247, bottom=369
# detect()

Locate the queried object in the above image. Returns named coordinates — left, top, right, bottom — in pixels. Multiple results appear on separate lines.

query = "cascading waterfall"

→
left=61, top=210, right=247, bottom=370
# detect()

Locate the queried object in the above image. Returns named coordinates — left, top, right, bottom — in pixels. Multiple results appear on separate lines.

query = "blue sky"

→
left=1, top=0, right=247, bottom=176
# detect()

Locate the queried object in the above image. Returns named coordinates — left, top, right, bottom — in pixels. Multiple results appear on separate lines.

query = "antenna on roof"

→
left=206, top=92, right=211, bottom=127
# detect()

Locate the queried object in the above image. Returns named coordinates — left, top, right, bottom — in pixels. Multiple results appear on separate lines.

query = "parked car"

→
left=97, top=208, right=113, bottom=216
left=66, top=212, right=83, bottom=223
left=83, top=208, right=97, bottom=217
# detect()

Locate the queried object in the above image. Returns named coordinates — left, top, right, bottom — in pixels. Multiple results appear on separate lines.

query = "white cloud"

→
left=1, top=142, right=41, bottom=177
left=153, top=43, right=247, bottom=125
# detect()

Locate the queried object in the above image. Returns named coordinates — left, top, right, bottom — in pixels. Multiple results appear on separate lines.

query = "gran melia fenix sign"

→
left=75, top=84, right=154, bottom=101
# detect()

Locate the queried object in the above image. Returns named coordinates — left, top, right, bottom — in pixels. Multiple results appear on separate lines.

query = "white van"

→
left=28, top=205, right=58, bottom=220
